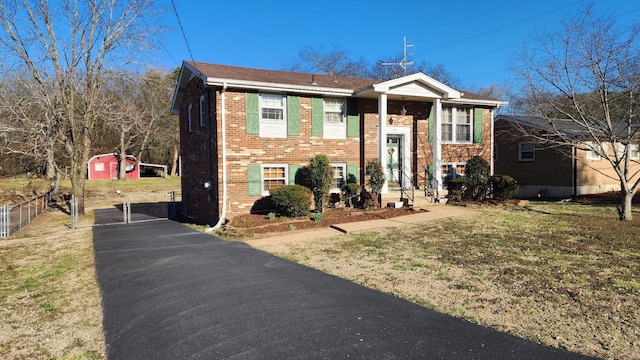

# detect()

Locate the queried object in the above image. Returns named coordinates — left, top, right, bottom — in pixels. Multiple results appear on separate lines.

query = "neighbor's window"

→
left=261, top=164, right=287, bottom=195
left=519, top=143, right=535, bottom=162
left=94, top=163, right=104, bottom=172
left=442, top=106, right=472, bottom=143
left=323, top=98, right=346, bottom=139
left=586, top=141, right=606, bottom=160
left=330, top=163, right=347, bottom=192
left=630, top=144, right=640, bottom=160
left=199, top=95, right=205, bottom=127
left=259, top=94, right=286, bottom=138
left=188, top=103, right=193, bottom=132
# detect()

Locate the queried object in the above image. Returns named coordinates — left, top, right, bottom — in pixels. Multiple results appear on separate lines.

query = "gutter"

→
left=208, top=82, right=228, bottom=231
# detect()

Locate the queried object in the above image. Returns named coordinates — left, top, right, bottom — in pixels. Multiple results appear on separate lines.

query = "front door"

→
left=387, top=136, right=401, bottom=186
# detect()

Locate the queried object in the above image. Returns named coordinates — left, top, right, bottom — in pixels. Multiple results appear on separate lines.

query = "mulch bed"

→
left=224, top=206, right=418, bottom=236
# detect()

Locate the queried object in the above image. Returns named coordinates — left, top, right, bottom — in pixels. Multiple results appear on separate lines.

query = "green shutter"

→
left=473, top=108, right=483, bottom=143
left=427, top=106, right=434, bottom=143
left=347, top=98, right=359, bottom=137
left=247, top=165, right=262, bottom=196
left=289, top=165, right=301, bottom=185
left=246, top=93, right=259, bottom=134
left=311, top=97, right=323, bottom=136
left=287, top=96, right=300, bottom=135
left=347, top=164, right=358, bottom=183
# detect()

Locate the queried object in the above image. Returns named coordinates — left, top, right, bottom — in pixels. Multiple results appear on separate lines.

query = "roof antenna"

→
left=382, top=36, right=415, bottom=77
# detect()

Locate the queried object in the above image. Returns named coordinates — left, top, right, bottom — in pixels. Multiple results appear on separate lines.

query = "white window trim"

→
left=630, top=144, right=640, bottom=160
left=519, top=143, right=535, bottom=162
left=330, top=163, right=347, bottom=193
left=188, top=104, right=193, bottom=132
left=441, top=162, right=466, bottom=189
left=199, top=95, right=205, bottom=127
left=323, top=98, right=346, bottom=139
left=261, top=164, right=288, bottom=196
left=259, top=94, right=287, bottom=138
left=442, top=106, right=472, bottom=144
left=586, top=141, right=606, bottom=160
left=94, top=163, right=104, bottom=171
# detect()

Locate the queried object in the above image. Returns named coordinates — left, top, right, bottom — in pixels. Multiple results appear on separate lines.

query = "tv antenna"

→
left=382, top=37, right=415, bottom=77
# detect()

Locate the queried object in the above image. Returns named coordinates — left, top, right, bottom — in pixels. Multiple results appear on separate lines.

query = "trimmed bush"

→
left=488, top=175, right=520, bottom=200
left=365, top=159, right=386, bottom=207
left=270, top=185, right=312, bottom=218
left=341, top=183, right=361, bottom=208
left=309, top=154, right=333, bottom=213
left=464, top=156, right=490, bottom=200
left=447, top=177, right=474, bottom=202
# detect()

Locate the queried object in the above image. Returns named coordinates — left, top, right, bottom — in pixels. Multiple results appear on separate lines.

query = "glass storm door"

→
left=387, top=136, right=401, bottom=185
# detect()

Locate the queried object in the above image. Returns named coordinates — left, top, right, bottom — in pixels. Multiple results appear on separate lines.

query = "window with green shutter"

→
left=247, top=165, right=261, bottom=195
left=347, top=98, right=359, bottom=137
left=347, top=164, right=358, bottom=183
left=246, top=93, right=259, bottom=134
left=473, top=108, right=483, bottom=143
left=427, top=106, right=434, bottom=143
left=287, top=96, right=300, bottom=135
left=311, top=97, right=323, bottom=136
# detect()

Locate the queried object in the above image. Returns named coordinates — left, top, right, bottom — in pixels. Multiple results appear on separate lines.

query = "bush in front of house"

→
left=309, top=154, right=333, bottom=213
left=488, top=174, right=520, bottom=200
left=341, top=183, right=361, bottom=208
left=365, top=159, right=386, bottom=207
left=270, top=185, right=312, bottom=218
left=447, top=177, right=474, bottom=202
left=464, top=156, right=490, bottom=200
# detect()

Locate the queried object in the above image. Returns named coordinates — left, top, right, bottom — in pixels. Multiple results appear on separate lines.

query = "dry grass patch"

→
left=253, top=203, right=640, bottom=360
left=0, top=176, right=181, bottom=359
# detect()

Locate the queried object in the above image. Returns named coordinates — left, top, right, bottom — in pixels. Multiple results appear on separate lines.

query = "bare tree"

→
left=511, top=4, right=640, bottom=220
left=288, top=46, right=370, bottom=78
left=0, top=0, right=161, bottom=214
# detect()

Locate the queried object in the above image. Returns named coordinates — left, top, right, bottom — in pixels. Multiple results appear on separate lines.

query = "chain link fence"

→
left=91, top=192, right=181, bottom=226
left=0, top=190, right=55, bottom=238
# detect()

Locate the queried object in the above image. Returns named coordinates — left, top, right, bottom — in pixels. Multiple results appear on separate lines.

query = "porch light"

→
left=401, top=106, right=407, bottom=115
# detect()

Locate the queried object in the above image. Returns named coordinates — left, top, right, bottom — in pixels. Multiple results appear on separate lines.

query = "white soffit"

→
left=388, top=80, right=443, bottom=98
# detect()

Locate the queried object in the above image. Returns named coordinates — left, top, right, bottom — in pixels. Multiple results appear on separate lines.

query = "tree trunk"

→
left=170, top=144, right=179, bottom=177
left=620, top=190, right=633, bottom=221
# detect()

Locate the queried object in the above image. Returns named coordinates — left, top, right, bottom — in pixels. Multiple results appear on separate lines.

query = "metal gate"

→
left=92, top=192, right=180, bottom=226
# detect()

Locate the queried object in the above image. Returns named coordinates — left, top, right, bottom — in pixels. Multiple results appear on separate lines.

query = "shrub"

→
left=365, top=159, right=386, bottom=207
left=309, top=154, right=333, bottom=213
left=341, top=183, right=361, bottom=208
left=270, top=185, right=312, bottom=218
left=488, top=175, right=520, bottom=200
left=464, top=156, right=490, bottom=200
left=447, top=177, right=474, bottom=202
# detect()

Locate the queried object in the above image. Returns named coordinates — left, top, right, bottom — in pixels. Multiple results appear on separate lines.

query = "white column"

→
left=432, top=98, right=443, bottom=193
left=378, top=93, right=388, bottom=194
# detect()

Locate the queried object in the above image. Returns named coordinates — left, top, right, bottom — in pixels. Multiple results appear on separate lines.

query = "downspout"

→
left=208, top=82, right=228, bottom=231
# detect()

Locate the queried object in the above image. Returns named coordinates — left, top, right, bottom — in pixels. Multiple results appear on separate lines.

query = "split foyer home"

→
left=171, top=61, right=507, bottom=226
left=494, top=115, right=640, bottom=198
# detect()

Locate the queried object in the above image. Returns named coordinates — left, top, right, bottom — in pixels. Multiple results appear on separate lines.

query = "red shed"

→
left=87, top=153, right=140, bottom=180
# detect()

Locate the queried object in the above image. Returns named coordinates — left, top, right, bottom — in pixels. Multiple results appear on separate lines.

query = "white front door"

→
left=387, top=136, right=401, bottom=187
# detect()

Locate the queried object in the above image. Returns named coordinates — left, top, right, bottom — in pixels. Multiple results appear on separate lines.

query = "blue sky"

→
left=154, top=0, right=639, bottom=90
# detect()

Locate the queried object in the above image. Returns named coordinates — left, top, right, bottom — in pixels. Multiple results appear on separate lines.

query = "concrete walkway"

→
left=93, top=218, right=593, bottom=360
left=245, top=204, right=475, bottom=248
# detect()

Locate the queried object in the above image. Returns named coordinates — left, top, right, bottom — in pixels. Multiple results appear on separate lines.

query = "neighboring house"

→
left=171, top=61, right=507, bottom=226
left=494, top=115, right=640, bottom=198
left=87, top=153, right=139, bottom=180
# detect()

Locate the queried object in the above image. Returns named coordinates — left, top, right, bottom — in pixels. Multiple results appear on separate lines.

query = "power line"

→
left=170, top=0, right=195, bottom=64
left=416, top=0, right=586, bottom=56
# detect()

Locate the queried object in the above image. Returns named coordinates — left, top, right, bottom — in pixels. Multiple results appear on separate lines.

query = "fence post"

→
left=0, top=204, right=8, bottom=238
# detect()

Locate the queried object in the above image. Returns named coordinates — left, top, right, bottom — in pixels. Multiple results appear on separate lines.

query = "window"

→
left=442, top=162, right=466, bottom=188
left=630, top=144, right=640, bottom=160
left=259, top=94, right=286, bottom=138
left=188, top=104, right=193, bottom=132
left=330, top=164, right=347, bottom=192
left=442, top=106, right=472, bottom=143
left=199, top=96, right=205, bottom=127
left=94, top=163, right=104, bottom=171
left=586, top=141, right=606, bottom=160
left=261, top=164, right=287, bottom=195
left=324, top=98, right=346, bottom=139
left=519, top=143, right=535, bottom=162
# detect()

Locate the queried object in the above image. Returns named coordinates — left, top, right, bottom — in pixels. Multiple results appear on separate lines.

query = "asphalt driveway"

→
left=93, top=220, right=593, bottom=359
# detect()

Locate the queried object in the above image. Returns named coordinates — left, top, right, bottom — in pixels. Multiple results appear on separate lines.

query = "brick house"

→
left=171, top=61, right=506, bottom=226
left=494, top=115, right=640, bottom=198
